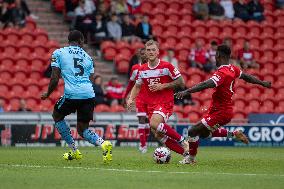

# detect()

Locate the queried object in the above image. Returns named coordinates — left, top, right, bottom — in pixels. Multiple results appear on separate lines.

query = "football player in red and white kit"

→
left=123, top=48, right=150, bottom=153
left=127, top=40, right=190, bottom=160
left=176, top=45, right=272, bottom=164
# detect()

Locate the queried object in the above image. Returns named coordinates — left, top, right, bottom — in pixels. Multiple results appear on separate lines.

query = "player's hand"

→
left=149, top=83, right=166, bottom=92
left=262, top=81, right=272, bottom=88
left=41, top=92, right=49, bottom=100
left=127, top=98, right=135, bottom=111
left=174, top=90, right=188, bottom=99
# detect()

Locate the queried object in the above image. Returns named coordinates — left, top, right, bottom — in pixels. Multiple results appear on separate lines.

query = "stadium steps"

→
left=26, top=0, right=126, bottom=83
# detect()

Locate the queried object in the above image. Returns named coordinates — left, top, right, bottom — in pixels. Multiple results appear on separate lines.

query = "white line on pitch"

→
left=0, top=164, right=283, bottom=177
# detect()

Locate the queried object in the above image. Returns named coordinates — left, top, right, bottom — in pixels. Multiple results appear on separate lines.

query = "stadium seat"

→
left=110, top=105, right=125, bottom=112
left=95, top=104, right=111, bottom=112
left=188, top=112, right=200, bottom=123
left=7, top=98, right=20, bottom=111
left=116, top=60, right=129, bottom=73
left=103, top=48, right=117, bottom=61
left=141, top=1, right=154, bottom=14
left=177, top=49, right=189, bottom=62
left=173, top=105, right=183, bottom=113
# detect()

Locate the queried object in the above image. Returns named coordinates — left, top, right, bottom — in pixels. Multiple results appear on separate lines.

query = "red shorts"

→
left=136, top=97, right=147, bottom=117
left=146, top=102, right=174, bottom=122
left=201, top=109, right=233, bottom=132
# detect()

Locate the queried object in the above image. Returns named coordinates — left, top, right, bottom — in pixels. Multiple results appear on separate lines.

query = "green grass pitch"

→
left=0, top=147, right=283, bottom=189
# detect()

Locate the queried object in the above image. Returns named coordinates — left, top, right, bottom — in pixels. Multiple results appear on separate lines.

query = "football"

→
left=153, top=147, right=171, bottom=164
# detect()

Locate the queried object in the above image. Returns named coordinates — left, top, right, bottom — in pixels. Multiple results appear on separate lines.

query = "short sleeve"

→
left=130, top=67, right=138, bottom=81
left=136, top=70, right=143, bottom=85
left=50, top=49, right=61, bottom=68
left=210, top=69, right=226, bottom=87
left=90, top=59, right=95, bottom=74
left=233, top=65, right=242, bottom=79
left=168, top=63, right=181, bottom=80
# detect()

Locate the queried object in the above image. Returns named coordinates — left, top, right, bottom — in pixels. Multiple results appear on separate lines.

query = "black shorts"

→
left=54, top=96, right=95, bottom=122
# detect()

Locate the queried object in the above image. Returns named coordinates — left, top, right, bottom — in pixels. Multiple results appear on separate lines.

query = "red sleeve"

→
left=232, top=65, right=242, bottom=79
left=123, top=80, right=135, bottom=98
left=167, top=63, right=181, bottom=80
left=210, top=69, right=227, bottom=87
left=129, top=66, right=139, bottom=81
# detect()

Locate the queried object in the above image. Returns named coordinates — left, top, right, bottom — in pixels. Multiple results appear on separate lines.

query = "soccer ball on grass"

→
left=153, top=147, right=171, bottom=164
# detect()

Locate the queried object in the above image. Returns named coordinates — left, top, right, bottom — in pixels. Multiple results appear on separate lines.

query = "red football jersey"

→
left=209, top=64, right=242, bottom=111
left=129, top=64, right=146, bottom=100
left=136, top=60, right=181, bottom=104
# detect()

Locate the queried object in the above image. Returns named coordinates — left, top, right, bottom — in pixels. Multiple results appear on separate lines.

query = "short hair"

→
left=211, top=40, right=218, bottom=46
left=68, top=30, right=84, bottom=43
left=217, top=45, right=231, bottom=58
left=145, top=40, right=159, bottom=48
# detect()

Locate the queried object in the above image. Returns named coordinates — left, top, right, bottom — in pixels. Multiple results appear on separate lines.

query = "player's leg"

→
left=53, top=97, right=81, bottom=160
left=144, top=117, right=150, bottom=140
left=155, top=131, right=185, bottom=155
left=182, top=122, right=209, bottom=164
left=137, top=115, right=148, bottom=153
left=136, top=100, right=150, bottom=153
left=149, top=113, right=189, bottom=155
left=77, top=98, right=112, bottom=162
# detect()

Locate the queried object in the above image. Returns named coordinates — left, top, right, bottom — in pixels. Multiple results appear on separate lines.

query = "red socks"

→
left=212, top=128, right=228, bottom=137
left=162, top=136, right=184, bottom=155
left=138, top=125, right=146, bottom=148
left=189, top=140, right=199, bottom=156
left=138, top=124, right=151, bottom=148
left=157, top=123, right=183, bottom=142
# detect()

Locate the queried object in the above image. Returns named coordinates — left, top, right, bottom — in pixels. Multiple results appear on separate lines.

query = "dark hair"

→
left=217, top=45, right=231, bottom=58
left=211, top=40, right=218, bottom=46
left=68, top=30, right=84, bottom=43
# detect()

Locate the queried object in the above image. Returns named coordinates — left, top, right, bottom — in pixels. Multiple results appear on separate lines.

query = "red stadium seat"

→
left=7, top=98, right=20, bottom=111
left=234, top=99, right=246, bottom=110
left=141, top=1, right=154, bottom=14
left=95, top=104, right=111, bottom=112
left=152, top=24, right=164, bottom=36
left=116, top=60, right=129, bottom=73
left=12, top=71, right=27, bottom=84
left=0, top=71, right=12, bottom=82
left=40, top=99, right=53, bottom=112
left=101, top=41, right=116, bottom=52
left=177, top=49, right=189, bottom=62
left=173, top=105, right=183, bottom=113
left=103, top=48, right=117, bottom=61
left=110, top=105, right=125, bottom=112
left=26, top=98, right=38, bottom=110
left=188, top=112, right=200, bottom=123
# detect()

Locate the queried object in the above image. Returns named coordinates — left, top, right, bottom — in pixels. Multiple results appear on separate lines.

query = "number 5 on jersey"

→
left=73, top=58, right=84, bottom=76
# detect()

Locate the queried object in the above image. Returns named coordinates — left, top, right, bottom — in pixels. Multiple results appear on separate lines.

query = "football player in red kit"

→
left=127, top=40, right=190, bottom=161
left=176, top=45, right=272, bottom=164
left=123, top=48, right=150, bottom=153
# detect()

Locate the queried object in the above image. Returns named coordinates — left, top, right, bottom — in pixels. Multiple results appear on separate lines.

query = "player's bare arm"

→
left=175, top=79, right=216, bottom=99
left=240, top=73, right=272, bottom=88
left=89, top=73, right=95, bottom=84
left=149, top=76, right=185, bottom=92
left=41, top=67, right=61, bottom=100
left=127, top=83, right=141, bottom=110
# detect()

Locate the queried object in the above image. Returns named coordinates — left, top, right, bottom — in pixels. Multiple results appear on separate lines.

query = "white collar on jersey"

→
left=147, top=59, right=160, bottom=69
left=218, top=64, right=231, bottom=69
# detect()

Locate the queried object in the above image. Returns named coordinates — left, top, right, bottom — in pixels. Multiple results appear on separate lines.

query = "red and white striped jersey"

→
left=136, top=59, right=181, bottom=104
